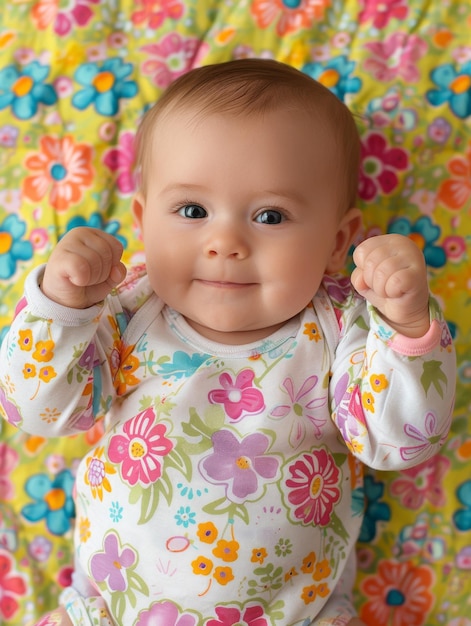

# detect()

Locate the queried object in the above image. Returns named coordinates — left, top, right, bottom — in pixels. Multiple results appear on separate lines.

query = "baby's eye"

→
left=178, top=204, right=207, bottom=219
left=255, top=209, right=284, bottom=225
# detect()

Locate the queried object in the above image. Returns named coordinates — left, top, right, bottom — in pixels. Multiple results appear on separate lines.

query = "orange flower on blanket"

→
left=22, top=135, right=94, bottom=211
left=437, top=142, right=471, bottom=210
left=360, top=559, right=433, bottom=626
left=251, top=0, right=330, bottom=37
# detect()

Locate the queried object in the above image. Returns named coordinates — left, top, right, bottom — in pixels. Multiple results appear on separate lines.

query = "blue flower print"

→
left=72, top=58, right=138, bottom=116
left=174, top=506, right=196, bottom=528
left=388, top=216, right=446, bottom=268
left=358, top=474, right=391, bottom=542
left=64, top=212, right=128, bottom=249
left=0, top=62, right=57, bottom=120
left=0, top=214, right=33, bottom=280
left=21, top=470, right=75, bottom=536
left=158, top=351, right=211, bottom=380
left=426, top=62, right=471, bottom=119
left=453, top=480, right=471, bottom=531
left=302, top=55, right=361, bottom=102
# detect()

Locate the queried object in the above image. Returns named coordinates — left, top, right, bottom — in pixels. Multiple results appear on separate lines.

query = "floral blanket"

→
left=0, top=1, right=470, bottom=624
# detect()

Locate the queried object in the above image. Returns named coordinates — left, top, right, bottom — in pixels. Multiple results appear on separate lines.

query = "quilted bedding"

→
left=0, top=1, right=470, bottom=624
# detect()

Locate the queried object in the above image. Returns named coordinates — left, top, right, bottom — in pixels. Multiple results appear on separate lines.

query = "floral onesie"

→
left=0, top=265, right=456, bottom=626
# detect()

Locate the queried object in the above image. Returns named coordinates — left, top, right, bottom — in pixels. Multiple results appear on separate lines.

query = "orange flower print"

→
left=22, top=135, right=94, bottom=212
left=197, top=522, right=218, bottom=544
left=303, top=322, right=322, bottom=342
left=23, top=364, right=36, bottom=379
left=38, top=366, right=57, bottom=383
left=301, top=584, right=318, bottom=604
left=213, top=566, right=234, bottom=586
left=360, top=559, right=433, bottom=625
left=313, top=559, right=331, bottom=581
left=251, top=547, right=268, bottom=564
left=18, top=329, right=33, bottom=351
left=84, top=446, right=116, bottom=501
left=32, top=340, right=55, bottom=362
left=79, top=517, right=91, bottom=543
left=251, top=0, right=330, bottom=37
left=362, top=391, right=375, bottom=412
left=212, top=539, right=239, bottom=562
left=285, top=567, right=298, bottom=582
left=301, top=551, right=317, bottom=574
left=191, top=556, right=213, bottom=576
left=370, top=373, right=388, bottom=392
left=437, top=143, right=471, bottom=210
left=110, top=341, right=140, bottom=396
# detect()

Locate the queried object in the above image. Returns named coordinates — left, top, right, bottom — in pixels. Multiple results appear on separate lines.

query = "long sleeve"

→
left=327, top=281, right=456, bottom=471
left=0, top=265, right=118, bottom=437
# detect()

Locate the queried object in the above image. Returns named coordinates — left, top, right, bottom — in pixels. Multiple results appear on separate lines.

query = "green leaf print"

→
left=179, top=406, right=225, bottom=455
left=203, top=498, right=250, bottom=524
left=421, top=360, right=448, bottom=398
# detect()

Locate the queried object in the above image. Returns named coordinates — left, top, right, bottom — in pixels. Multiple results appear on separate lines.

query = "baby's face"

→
left=133, top=107, right=357, bottom=344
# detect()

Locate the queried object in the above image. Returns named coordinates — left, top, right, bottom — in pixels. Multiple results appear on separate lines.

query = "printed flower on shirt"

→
left=400, top=410, right=450, bottom=464
left=208, top=369, right=265, bottom=421
left=22, top=135, right=94, bottom=212
left=84, top=446, right=116, bottom=501
left=200, top=430, right=279, bottom=504
left=135, top=600, right=199, bottom=626
left=207, top=604, right=269, bottom=626
left=284, top=447, right=341, bottom=526
left=269, top=376, right=327, bottom=447
left=110, top=341, right=140, bottom=396
left=360, top=559, right=433, bottom=625
left=108, top=408, right=173, bottom=487
left=0, top=551, right=27, bottom=621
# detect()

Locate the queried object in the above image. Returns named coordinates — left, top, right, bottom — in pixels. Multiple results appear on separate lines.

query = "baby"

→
left=0, top=59, right=455, bottom=625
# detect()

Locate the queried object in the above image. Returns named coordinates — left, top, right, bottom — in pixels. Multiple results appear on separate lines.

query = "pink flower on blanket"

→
left=31, top=0, right=98, bottom=36
left=108, top=408, right=173, bottom=486
left=102, top=131, right=136, bottom=195
left=208, top=369, right=265, bottom=421
left=135, top=600, right=197, bottom=626
left=364, top=32, right=427, bottom=83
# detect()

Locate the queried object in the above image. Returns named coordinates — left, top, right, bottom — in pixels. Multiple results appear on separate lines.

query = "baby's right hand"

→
left=41, top=227, right=127, bottom=308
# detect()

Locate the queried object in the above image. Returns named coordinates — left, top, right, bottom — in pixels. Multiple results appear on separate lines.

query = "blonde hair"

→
left=135, top=59, right=360, bottom=212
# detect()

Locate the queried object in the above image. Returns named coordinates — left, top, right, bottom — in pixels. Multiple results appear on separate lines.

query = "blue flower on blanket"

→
left=302, top=55, right=361, bottom=102
left=358, top=474, right=391, bottom=542
left=426, top=61, right=471, bottom=119
left=157, top=351, right=210, bottom=379
left=0, top=214, right=33, bottom=280
left=453, top=480, right=471, bottom=532
left=72, top=58, right=138, bottom=116
left=64, top=212, right=127, bottom=249
left=21, top=470, right=75, bottom=536
left=388, top=216, right=446, bottom=268
left=0, top=61, right=57, bottom=120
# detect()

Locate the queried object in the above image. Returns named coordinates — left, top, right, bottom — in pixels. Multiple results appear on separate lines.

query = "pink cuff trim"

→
left=387, top=319, right=442, bottom=356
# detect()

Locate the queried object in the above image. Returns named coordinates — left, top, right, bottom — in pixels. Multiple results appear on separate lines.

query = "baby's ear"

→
left=326, top=208, right=363, bottom=274
left=131, top=193, right=145, bottom=228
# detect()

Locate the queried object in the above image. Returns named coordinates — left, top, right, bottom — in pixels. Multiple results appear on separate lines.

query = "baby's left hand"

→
left=351, top=234, right=430, bottom=338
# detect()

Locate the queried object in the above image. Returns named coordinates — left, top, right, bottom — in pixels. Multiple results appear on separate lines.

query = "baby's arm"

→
left=351, top=233, right=430, bottom=338
left=42, top=227, right=126, bottom=308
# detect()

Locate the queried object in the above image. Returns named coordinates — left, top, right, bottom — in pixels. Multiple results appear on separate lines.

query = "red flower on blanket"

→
left=251, top=0, right=330, bottom=36
left=360, top=559, right=433, bottom=625
left=22, top=135, right=94, bottom=211
left=31, top=0, right=98, bottom=36
left=0, top=551, right=27, bottom=620
left=358, top=132, right=408, bottom=202
left=131, top=0, right=184, bottom=29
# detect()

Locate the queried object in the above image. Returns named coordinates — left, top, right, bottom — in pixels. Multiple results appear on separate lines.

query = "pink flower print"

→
left=0, top=552, right=27, bottom=620
left=401, top=410, right=451, bottom=464
left=390, top=455, right=450, bottom=509
left=207, top=604, right=269, bottom=626
left=208, top=369, right=265, bottom=421
left=32, top=0, right=98, bottom=36
left=364, top=32, right=427, bottom=83
left=131, top=0, right=184, bottom=29
left=200, top=430, right=279, bottom=503
left=141, top=33, right=202, bottom=89
left=358, top=0, right=408, bottom=29
left=269, top=376, right=327, bottom=447
left=102, top=131, right=136, bottom=195
left=136, top=600, right=197, bottom=626
left=108, top=408, right=173, bottom=486
left=284, top=447, right=341, bottom=526
left=0, top=443, right=19, bottom=500
left=358, top=132, right=408, bottom=202
left=90, top=531, right=137, bottom=592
